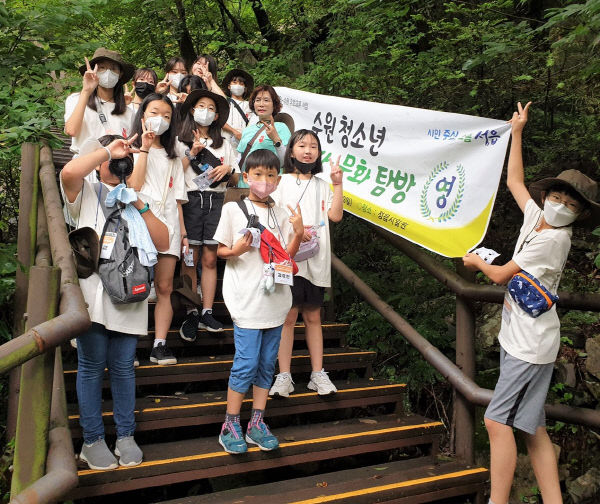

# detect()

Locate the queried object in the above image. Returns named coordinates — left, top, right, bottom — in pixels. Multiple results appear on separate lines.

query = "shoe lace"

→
left=312, top=370, right=332, bottom=385
left=275, top=373, right=293, bottom=385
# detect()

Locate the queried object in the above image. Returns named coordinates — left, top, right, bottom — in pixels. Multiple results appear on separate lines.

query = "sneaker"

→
left=133, top=355, right=139, bottom=368
left=308, top=369, right=337, bottom=395
left=114, top=436, right=143, bottom=467
left=149, top=342, right=177, bottom=365
left=198, top=310, right=224, bottom=332
left=148, top=284, right=157, bottom=302
left=80, top=438, right=118, bottom=470
left=246, top=421, right=279, bottom=451
left=269, top=372, right=295, bottom=398
left=70, top=338, right=77, bottom=348
left=219, top=422, right=247, bottom=454
left=179, top=311, right=200, bottom=342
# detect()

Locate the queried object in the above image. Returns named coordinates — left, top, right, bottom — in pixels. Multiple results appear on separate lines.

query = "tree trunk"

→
left=174, top=0, right=197, bottom=67
left=249, top=0, right=280, bottom=45
left=215, top=0, right=260, bottom=60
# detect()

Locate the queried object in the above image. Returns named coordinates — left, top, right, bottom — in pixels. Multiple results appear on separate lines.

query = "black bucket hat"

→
left=79, top=48, right=135, bottom=85
left=273, top=112, right=295, bottom=135
left=529, top=169, right=600, bottom=227
left=69, top=227, right=100, bottom=279
left=180, top=89, right=230, bottom=129
left=222, top=69, right=254, bottom=100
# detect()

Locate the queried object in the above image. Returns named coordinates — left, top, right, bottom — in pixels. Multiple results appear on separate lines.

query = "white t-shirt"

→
left=213, top=200, right=294, bottom=329
left=272, top=175, right=334, bottom=288
left=133, top=147, right=186, bottom=257
left=223, top=98, right=254, bottom=148
left=498, top=198, right=572, bottom=364
left=175, top=138, right=240, bottom=194
left=59, top=175, right=164, bottom=335
left=64, top=93, right=134, bottom=155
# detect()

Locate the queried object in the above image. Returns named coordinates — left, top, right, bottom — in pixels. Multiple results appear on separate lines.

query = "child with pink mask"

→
left=213, top=149, right=304, bottom=454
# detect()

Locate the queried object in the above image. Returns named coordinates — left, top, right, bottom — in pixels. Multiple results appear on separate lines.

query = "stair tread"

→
left=161, top=459, right=489, bottom=503
left=74, top=414, right=444, bottom=493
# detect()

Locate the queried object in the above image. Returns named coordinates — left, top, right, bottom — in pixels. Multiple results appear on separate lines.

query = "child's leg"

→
left=153, top=254, right=177, bottom=341
left=277, top=307, right=299, bottom=373
left=181, top=244, right=200, bottom=292
left=524, top=427, right=562, bottom=503
left=200, top=245, right=217, bottom=310
left=485, top=417, right=517, bottom=504
left=303, top=306, right=323, bottom=372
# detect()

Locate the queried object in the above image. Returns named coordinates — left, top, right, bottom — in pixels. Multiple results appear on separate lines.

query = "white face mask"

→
left=98, top=69, right=120, bottom=89
left=193, top=107, right=216, bottom=126
left=145, top=116, right=170, bottom=136
left=544, top=199, right=579, bottom=227
left=169, top=72, right=183, bottom=89
left=230, top=84, right=245, bottom=97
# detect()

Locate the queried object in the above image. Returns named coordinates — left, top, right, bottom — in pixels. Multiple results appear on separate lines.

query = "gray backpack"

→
left=94, top=184, right=151, bottom=304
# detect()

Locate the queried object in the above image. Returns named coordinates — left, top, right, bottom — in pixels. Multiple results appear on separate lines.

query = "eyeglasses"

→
left=547, top=193, right=582, bottom=213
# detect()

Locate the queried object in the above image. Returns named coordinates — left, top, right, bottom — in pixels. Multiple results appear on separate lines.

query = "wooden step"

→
left=69, top=414, right=444, bottom=500
left=67, top=379, right=405, bottom=437
left=161, top=459, right=489, bottom=503
left=63, top=348, right=376, bottom=391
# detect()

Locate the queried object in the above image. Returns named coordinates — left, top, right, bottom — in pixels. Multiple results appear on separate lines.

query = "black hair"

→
left=230, top=75, right=246, bottom=86
left=194, top=54, right=218, bottom=80
left=130, top=93, right=178, bottom=159
left=283, top=129, right=323, bottom=175
left=178, top=75, right=207, bottom=93
left=546, top=183, right=589, bottom=209
left=177, top=95, right=224, bottom=150
left=244, top=149, right=280, bottom=173
left=133, top=67, right=158, bottom=85
left=164, top=56, right=187, bottom=74
left=97, top=134, right=132, bottom=182
left=86, top=81, right=127, bottom=115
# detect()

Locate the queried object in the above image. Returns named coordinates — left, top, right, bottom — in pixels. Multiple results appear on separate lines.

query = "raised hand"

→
left=140, top=118, right=155, bottom=150
left=287, top=204, right=304, bottom=236
left=508, top=101, right=532, bottom=134
left=155, top=76, right=171, bottom=95
left=82, top=57, right=99, bottom=94
left=107, top=134, right=139, bottom=159
left=263, top=119, right=281, bottom=144
left=329, top=154, right=343, bottom=185
left=123, top=82, right=134, bottom=105
left=190, top=129, right=206, bottom=156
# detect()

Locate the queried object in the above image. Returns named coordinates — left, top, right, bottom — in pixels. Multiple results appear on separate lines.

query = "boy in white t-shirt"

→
left=213, top=149, right=304, bottom=454
left=463, top=102, right=600, bottom=504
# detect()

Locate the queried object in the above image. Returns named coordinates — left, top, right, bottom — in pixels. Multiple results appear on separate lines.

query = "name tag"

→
left=100, top=232, right=117, bottom=259
left=502, top=298, right=512, bottom=326
left=274, top=263, right=293, bottom=286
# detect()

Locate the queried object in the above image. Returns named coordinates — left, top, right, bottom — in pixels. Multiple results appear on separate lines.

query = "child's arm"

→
left=217, top=233, right=253, bottom=259
left=462, top=253, right=521, bottom=285
left=506, top=101, right=533, bottom=213
left=286, top=204, right=305, bottom=258
left=327, top=155, right=344, bottom=222
left=134, top=198, right=169, bottom=252
left=130, top=119, right=155, bottom=191
left=64, top=58, right=98, bottom=137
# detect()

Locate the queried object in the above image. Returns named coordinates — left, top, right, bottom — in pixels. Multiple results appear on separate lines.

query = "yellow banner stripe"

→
left=289, top=467, right=489, bottom=504
left=78, top=422, right=443, bottom=476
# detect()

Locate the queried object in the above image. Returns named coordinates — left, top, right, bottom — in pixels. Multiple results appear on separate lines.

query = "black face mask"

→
left=135, top=82, right=155, bottom=99
left=109, top=156, right=134, bottom=184
left=293, top=158, right=317, bottom=174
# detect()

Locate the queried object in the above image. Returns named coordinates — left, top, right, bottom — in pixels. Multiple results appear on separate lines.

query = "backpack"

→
left=94, top=183, right=151, bottom=304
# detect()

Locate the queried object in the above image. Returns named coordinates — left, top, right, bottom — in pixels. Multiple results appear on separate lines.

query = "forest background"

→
left=1, top=0, right=600, bottom=501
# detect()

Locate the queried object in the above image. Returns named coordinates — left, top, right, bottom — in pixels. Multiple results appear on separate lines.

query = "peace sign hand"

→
left=287, top=204, right=304, bottom=236
left=155, top=77, right=170, bottom=95
left=107, top=134, right=139, bottom=159
left=140, top=118, right=155, bottom=150
left=508, top=101, right=532, bottom=135
left=263, top=119, right=281, bottom=144
left=190, top=129, right=206, bottom=156
left=82, top=57, right=99, bottom=94
left=329, top=154, right=343, bottom=185
left=123, top=82, right=134, bottom=105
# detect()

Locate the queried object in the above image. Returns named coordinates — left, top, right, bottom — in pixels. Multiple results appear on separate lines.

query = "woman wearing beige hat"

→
left=64, top=48, right=136, bottom=169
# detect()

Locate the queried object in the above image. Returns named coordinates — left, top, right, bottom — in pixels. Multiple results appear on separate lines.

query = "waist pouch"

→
left=507, top=270, right=558, bottom=318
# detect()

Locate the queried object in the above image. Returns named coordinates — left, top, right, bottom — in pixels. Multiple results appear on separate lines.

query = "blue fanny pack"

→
left=507, top=270, right=558, bottom=318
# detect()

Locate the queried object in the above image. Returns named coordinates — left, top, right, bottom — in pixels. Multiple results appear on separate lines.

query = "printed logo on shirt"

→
left=220, top=157, right=224, bottom=163
left=169, top=176, right=173, bottom=188
left=132, top=284, right=147, bottom=295
left=258, top=135, right=265, bottom=143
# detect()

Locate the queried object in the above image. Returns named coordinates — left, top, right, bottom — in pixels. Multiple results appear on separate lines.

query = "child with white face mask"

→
left=463, top=102, right=600, bottom=504
left=174, top=90, right=240, bottom=339
left=221, top=69, right=256, bottom=148
left=155, top=57, right=188, bottom=106
left=64, top=48, right=135, bottom=182
left=129, top=94, right=187, bottom=367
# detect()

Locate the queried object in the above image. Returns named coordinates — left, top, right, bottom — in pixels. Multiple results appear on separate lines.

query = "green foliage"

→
left=0, top=244, right=17, bottom=344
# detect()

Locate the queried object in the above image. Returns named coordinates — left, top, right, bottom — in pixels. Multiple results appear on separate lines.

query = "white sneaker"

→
left=308, top=369, right=337, bottom=395
left=148, top=284, right=157, bottom=302
left=269, top=372, right=295, bottom=398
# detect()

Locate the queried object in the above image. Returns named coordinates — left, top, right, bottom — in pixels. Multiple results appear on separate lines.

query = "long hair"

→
left=133, top=68, right=158, bottom=85
left=164, top=56, right=187, bottom=74
left=194, top=54, right=218, bottom=81
left=178, top=75, right=207, bottom=93
left=131, top=93, right=178, bottom=159
left=283, top=129, right=323, bottom=175
left=86, top=82, right=127, bottom=115
left=177, top=98, right=224, bottom=150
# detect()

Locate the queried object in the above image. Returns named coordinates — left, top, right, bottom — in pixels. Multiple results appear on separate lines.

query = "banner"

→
left=276, top=87, right=511, bottom=257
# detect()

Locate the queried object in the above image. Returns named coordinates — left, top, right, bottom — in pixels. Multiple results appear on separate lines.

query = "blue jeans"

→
left=229, top=325, right=283, bottom=393
left=76, top=323, right=138, bottom=444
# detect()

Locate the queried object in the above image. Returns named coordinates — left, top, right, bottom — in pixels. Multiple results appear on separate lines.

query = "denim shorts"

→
left=228, top=324, right=283, bottom=393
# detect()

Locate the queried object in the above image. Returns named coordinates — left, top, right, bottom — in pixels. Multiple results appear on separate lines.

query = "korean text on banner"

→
left=276, top=87, right=511, bottom=258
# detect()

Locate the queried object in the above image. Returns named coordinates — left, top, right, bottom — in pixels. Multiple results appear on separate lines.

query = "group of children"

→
left=62, top=48, right=344, bottom=468
left=61, top=48, right=600, bottom=504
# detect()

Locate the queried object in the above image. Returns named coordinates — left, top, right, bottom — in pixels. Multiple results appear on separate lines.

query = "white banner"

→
left=276, top=87, right=511, bottom=257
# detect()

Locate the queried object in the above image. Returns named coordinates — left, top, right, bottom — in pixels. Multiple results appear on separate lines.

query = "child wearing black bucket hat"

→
left=222, top=69, right=256, bottom=148
left=463, top=102, right=600, bottom=504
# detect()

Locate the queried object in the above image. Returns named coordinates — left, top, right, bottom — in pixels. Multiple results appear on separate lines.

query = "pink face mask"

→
left=247, top=177, right=276, bottom=199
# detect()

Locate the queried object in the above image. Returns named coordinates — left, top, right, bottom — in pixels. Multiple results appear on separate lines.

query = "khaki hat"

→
left=179, top=89, right=230, bottom=129
left=222, top=69, right=254, bottom=99
left=529, top=169, right=600, bottom=227
left=79, top=48, right=135, bottom=85
left=69, top=227, right=100, bottom=279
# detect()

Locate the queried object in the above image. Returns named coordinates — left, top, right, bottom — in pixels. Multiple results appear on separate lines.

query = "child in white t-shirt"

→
left=221, top=69, right=255, bottom=149
left=175, top=89, right=240, bottom=339
left=463, top=102, right=600, bottom=504
left=129, top=93, right=187, bottom=366
left=269, top=129, right=344, bottom=398
left=213, top=149, right=304, bottom=454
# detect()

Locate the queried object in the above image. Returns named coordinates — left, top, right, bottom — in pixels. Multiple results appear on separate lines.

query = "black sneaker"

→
left=179, top=311, right=200, bottom=342
left=149, top=343, right=177, bottom=365
left=198, top=310, right=224, bottom=333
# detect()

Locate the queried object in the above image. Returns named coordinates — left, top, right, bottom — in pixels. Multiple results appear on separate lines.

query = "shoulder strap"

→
left=92, top=182, right=110, bottom=218
left=228, top=98, right=249, bottom=126
left=239, top=125, right=266, bottom=168
left=236, top=197, right=251, bottom=219
left=95, top=96, right=112, bottom=134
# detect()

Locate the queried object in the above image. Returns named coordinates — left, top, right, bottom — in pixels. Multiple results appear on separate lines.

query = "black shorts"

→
left=182, top=191, right=224, bottom=245
left=291, top=276, right=324, bottom=309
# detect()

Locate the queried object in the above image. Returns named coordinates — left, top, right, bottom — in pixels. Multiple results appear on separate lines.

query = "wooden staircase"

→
left=61, top=281, right=488, bottom=503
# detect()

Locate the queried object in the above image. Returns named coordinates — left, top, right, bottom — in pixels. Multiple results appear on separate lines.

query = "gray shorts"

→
left=484, top=347, right=554, bottom=435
